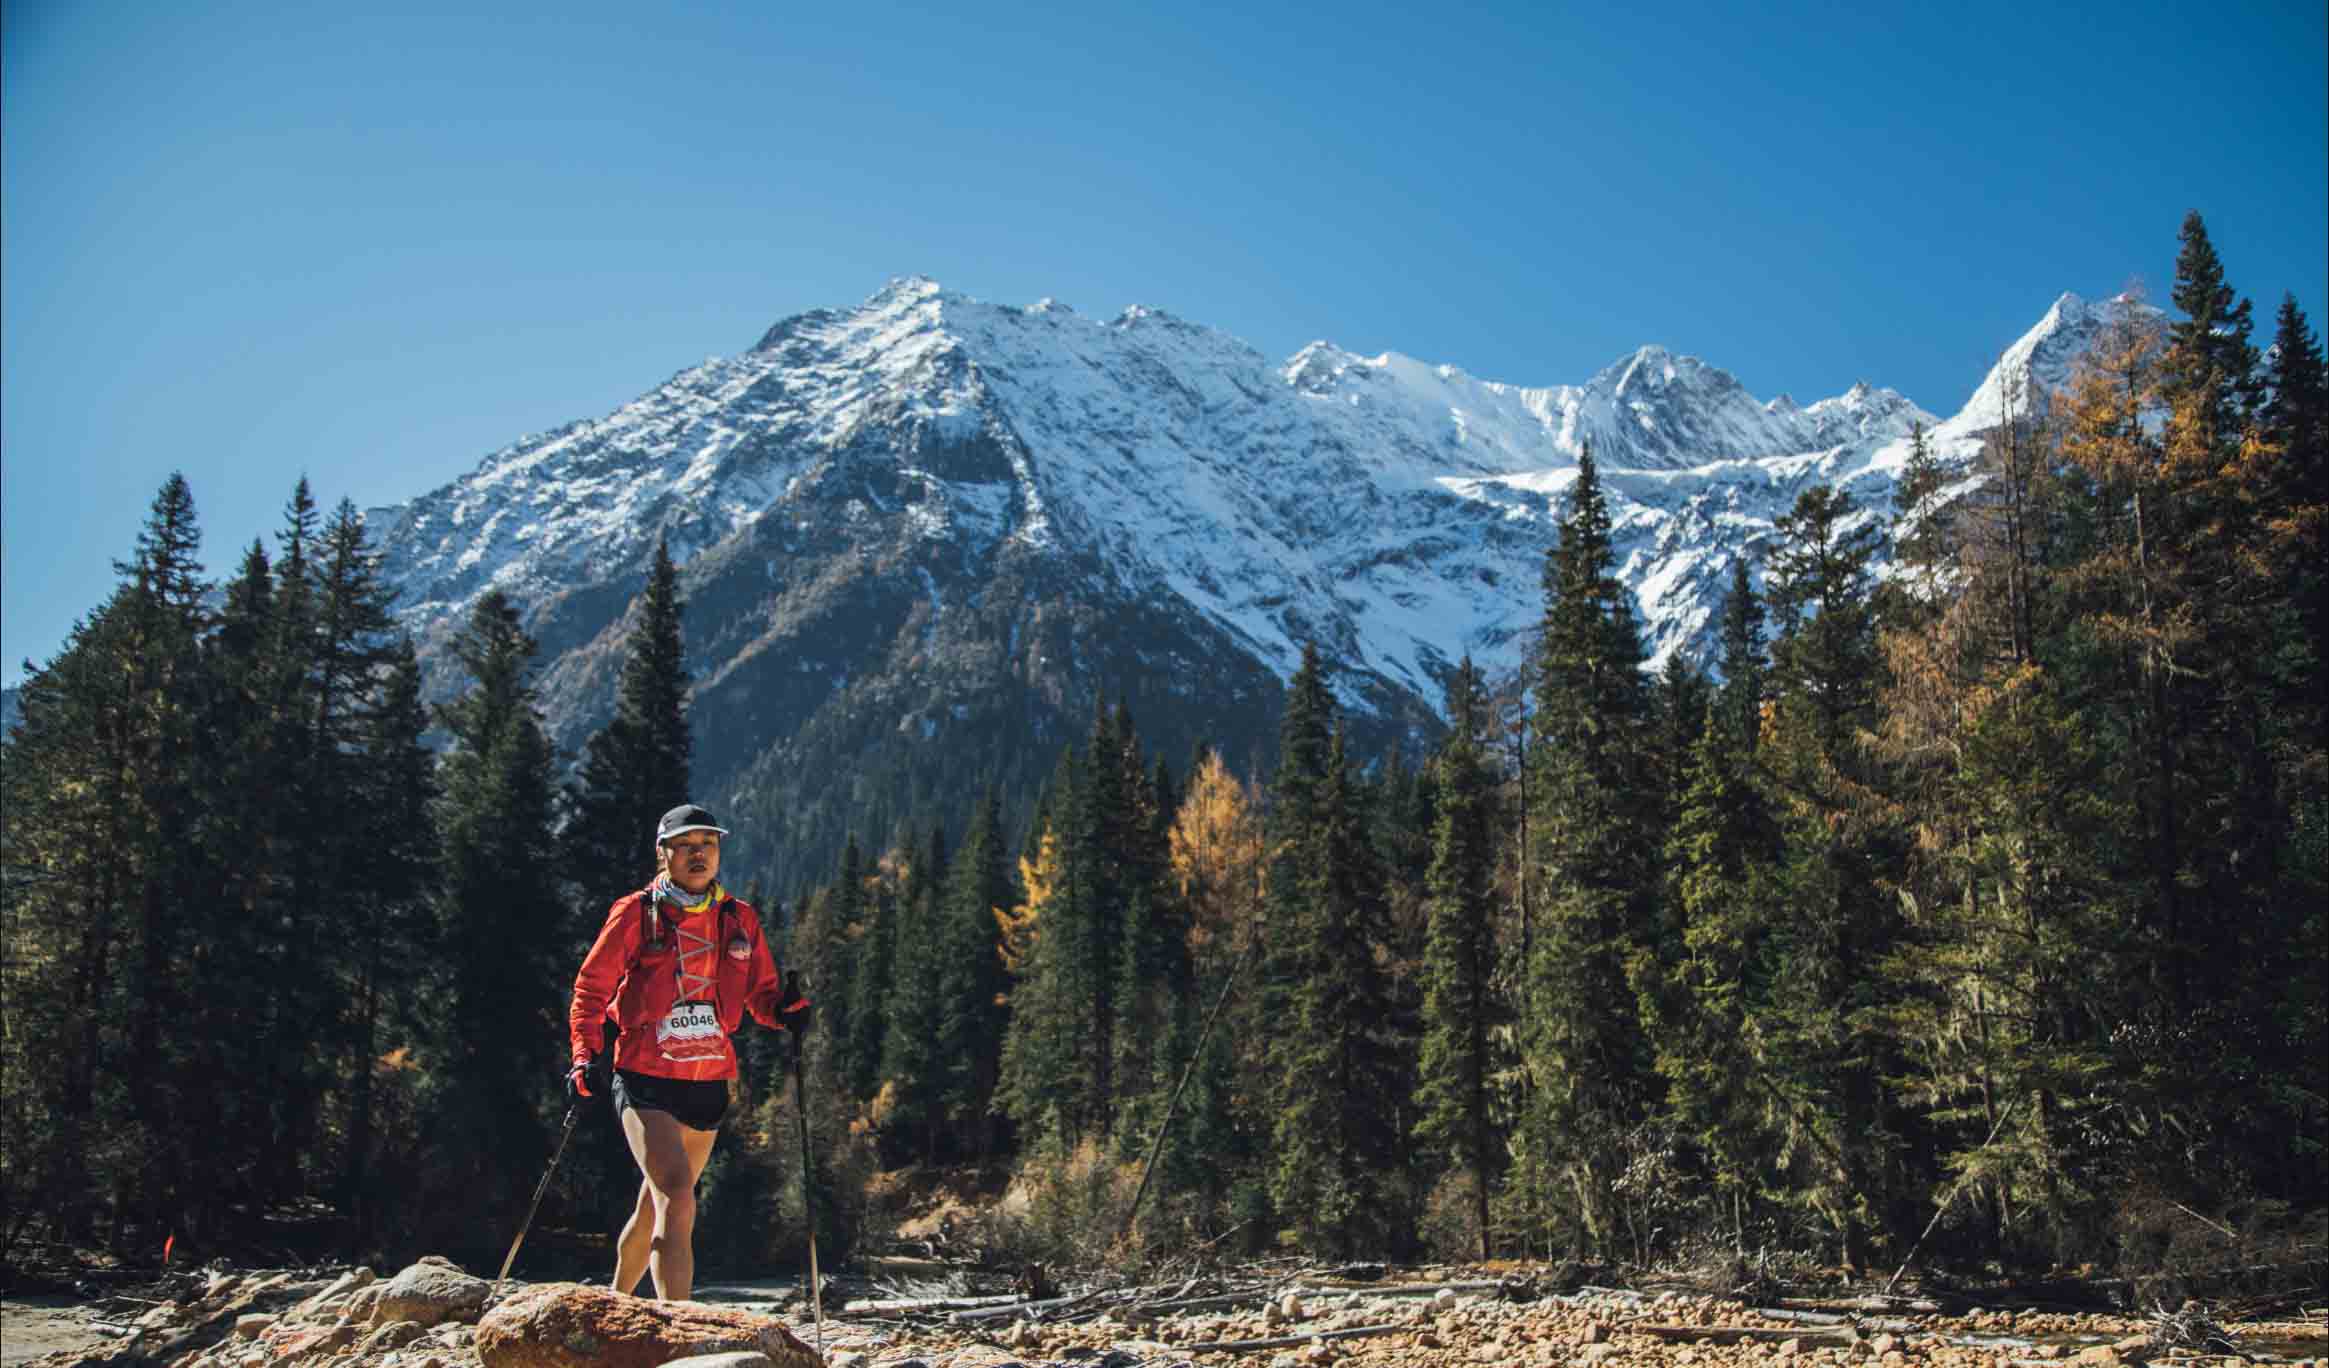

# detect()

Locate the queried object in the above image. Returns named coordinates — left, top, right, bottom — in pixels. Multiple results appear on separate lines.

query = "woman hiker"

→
left=566, top=802, right=810, bottom=1300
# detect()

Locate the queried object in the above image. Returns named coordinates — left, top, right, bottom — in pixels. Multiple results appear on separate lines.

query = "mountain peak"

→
left=747, top=276, right=958, bottom=353
left=1810, top=379, right=1907, bottom=415
left=1284, top=340, right=1363, bottom=393
left=1592, top=343, right=1728, bottom=398
left=1112, top=302, right=1193, bottom=331
left=872, top=274, right=946, bottom=305
left=1940, top=290, right=2161, bottom=436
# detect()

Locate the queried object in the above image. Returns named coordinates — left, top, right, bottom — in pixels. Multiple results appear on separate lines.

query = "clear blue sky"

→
left=6, top=0, right=2324, bottom=685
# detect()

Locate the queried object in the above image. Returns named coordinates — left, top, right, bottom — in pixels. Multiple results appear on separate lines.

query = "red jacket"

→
left=568, top=885, right=786, bottom=1083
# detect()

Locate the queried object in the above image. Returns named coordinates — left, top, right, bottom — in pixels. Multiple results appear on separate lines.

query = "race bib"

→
left=656, top=1000, right=725, bottom=1062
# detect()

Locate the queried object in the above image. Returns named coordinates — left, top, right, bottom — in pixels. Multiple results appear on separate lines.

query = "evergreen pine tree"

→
left=1645, top=705, right=1779, bottom=1250
left=880, top=826, right=951, bottom=1158
left=1264, top=649, right=1403, bottom=1255
left=1884, top=661, right=2137, bottom=1259
left=2162, top=211, right=2262, bottom=442
left=564, top=537, right=692, bottom=912
left=1412, top=657, right=1502, bottom=1257
left=1887, top=421, right=1957, bottom=625
left=2263, top=294, right=2328, bottom=737
left=2142, top=222, right=2318, bottom=1199
left=1513, top=448, right=1661, bottom=1255
left=339, top=635, right=441, bottom=1240
left=934, top=790, right=1015, bottom=1154
left=1652, top=652, right=1712, bottom=821
left=1767, top=484, right=1885, bottom=749
left=195, top=541, right=283, bottom=1115
left=1107, top=733, right=1189, bottom=1150
left=117, top=474, right=212, bottom=1227
left=1717, top=558, right=1767, bottom=754
left=1757, top=482, right=1904, bottom=1268
left=265, top=479, right=322, bottom=885
left=280, top=496, right=402, bottom=1202
left=842, top=850, right=900, bottom=1102
left=2, top=475, right=210, bottom=1239
left=428, top=590, right=566, bottom=1243
left=2, top=588, right=151, bottom=1240
left=821, top=835, right=868, bottom=1093
left=996, top=804, right=1089, bottom=1149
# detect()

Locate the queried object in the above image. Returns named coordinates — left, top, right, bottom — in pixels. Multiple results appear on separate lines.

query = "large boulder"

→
left=475, top=1284, right=820, bottom=1368
left=368, top=1257, right=493, bottom=1328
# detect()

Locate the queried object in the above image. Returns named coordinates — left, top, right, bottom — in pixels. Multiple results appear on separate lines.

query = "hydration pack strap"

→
left=637, top=885, right=736, bottom=1003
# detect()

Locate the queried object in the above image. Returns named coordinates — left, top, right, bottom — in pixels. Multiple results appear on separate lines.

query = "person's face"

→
left=659, top=833, right=721, bottom=895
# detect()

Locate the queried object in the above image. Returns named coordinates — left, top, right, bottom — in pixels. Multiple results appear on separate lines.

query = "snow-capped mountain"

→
left=364, top=278, right=2113, bottom=881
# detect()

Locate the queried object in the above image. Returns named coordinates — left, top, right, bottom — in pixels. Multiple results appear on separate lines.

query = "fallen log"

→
left=1777, top=1296, right=1948, bottom=1314
left=1299, top=1278, right=1510, bottom=1300
left=1746, top=1310, right=1923, bottom=1335
left=1179, top=1323, right=1407, bottom=1353
left=840, top=1292, right=1022, bottom=1317
left=1133, top=1286, right=1278, bottom=1315
left=1755, top=1308, right=1850, bottom=1326
left=1633, top=1324, right=1854, bottom=1347
left=950, top=1290, right=1101, bottom=1325
left=1134, top=1277, right=1507, bottom=1318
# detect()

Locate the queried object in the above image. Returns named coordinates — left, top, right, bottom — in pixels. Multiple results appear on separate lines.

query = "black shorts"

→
left=612, top=1069, right=731, bottom=1132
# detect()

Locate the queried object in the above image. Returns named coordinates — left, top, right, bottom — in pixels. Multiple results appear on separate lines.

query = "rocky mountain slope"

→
left=361, top=280, right=2126, bottom=886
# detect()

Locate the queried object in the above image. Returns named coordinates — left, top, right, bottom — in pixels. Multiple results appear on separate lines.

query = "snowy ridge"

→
left=366, top=278, right=2112, bottom=734
left=1942, top=292, right=2121, bottom=439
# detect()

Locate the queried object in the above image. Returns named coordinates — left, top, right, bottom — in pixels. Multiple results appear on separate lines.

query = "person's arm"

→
left=739, top=904, right=810, bottom=1034
left=569, top=895, right=639, bottom=1064
left=740, top=904, right=784, bottom=1027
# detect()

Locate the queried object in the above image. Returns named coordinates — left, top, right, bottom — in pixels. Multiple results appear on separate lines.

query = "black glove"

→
left=779, top=971, right=813, bottom=1039
left=566, top=1058, right=597, bottom=1106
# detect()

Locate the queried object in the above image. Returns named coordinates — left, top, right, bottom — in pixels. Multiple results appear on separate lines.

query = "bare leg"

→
left=613, top=1178, right=657, bottom=1295
left=618, top=1105, right=720, bottom=1301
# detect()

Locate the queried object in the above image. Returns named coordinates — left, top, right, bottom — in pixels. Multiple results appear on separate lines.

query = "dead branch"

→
left=950, top=1290, right=1100, bottom=1324
left=840, top=1291, right=1022, bottom=1316
left=1634, top=1324, right=1855, bottom=1347
left=1178, top=1322, right=1407, bottom=1353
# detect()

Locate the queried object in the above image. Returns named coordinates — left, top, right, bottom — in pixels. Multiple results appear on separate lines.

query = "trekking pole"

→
left=496, top=1103, right=580, bottom=1293
left=785, top=972, right=825, bottom=1357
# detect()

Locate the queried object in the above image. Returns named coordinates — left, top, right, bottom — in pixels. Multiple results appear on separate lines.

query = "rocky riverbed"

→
left=4, top=1260, right=2320, bottom=1368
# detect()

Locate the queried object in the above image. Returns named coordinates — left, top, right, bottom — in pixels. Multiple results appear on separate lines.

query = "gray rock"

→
left=316, top=1267, right=378, bottom=1306
left=357, top=1320, right=431, bottom=1354
left=372, top=1260, right=492, bottom=1328
left=657, top=1354, right=774, bottom=1368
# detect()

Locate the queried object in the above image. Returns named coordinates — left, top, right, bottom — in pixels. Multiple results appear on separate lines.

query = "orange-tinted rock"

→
left=474, top=1283, right=819, bottom=1368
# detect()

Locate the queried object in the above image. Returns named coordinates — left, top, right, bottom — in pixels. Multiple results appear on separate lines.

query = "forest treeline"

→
left=3, top=214, right=2322, bottom=1280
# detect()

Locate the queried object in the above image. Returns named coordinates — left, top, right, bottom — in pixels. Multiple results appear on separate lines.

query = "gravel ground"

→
left=787, top=1284, right=2326, bottom=1368
left=1, top=1299, right=112, bottom=1367
left=6, top=1271, right=2320, bottom=1368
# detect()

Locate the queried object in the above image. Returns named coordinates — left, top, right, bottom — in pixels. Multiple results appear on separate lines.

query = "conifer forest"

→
left=4, top=215, right=2322, bottom=1287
